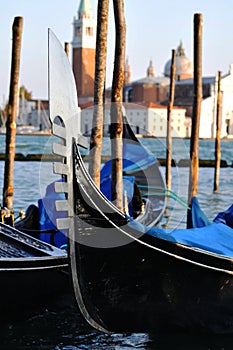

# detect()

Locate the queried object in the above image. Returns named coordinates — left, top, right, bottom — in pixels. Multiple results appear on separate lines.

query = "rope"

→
left=138, top=185, right=189, bottom=209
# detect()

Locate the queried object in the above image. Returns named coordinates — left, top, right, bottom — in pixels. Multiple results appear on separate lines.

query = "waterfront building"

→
left=17, top=99, right=50, bottom=132
left=80, top=102, right=189, bottom=138
left=117, top=59, right=170, bottom=105
left=121, top=42, right=193, bottom=105
left=172, top=64, right=233, bottom=138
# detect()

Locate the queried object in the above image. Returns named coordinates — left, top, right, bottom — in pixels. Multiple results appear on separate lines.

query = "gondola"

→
left=49, top=30, right=233, bottom=334
left=0, top=180, right=71, bottom=320
left=70, top=142, right=233, bottom=333
left=0, top=221, right=69, bottom=319
left=0, top=33, right=73, bottom=320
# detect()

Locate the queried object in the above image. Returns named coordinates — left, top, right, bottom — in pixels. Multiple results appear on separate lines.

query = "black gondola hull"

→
left=75, top=236, right=233, bottom=334
left=70, top=143, right=233, bottom=334
left=0, top=261, right=69, bottom=319
left=0, top=223, right=70, bottom=320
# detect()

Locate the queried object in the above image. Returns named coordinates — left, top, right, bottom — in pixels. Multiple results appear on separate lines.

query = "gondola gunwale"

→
left=0, top=253, right=68, bottom=268
left=0, top=222, right=68, bottom=270
left=0, top=222, right=62, bottom=254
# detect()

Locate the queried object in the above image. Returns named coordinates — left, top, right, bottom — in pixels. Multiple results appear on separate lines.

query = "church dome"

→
left=164, top=41, right=193, bottom=80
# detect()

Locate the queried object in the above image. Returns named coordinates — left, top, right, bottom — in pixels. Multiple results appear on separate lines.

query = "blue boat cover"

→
left=190, top=196, right=233, bottom=230
left=214, top=204, right=233, bottom=228
left=100, top=176, right=135, bottom=202
left=100, top=139, right=156, bottom=215
left=38, top=180, right=67, bottom=248
left=100, top=175, right=135, bottom=216
left=100, top=142, right=157, bottom=182
left=190, top=196, right=211, bottom=228
left=128, top=210, right=233, bottom=258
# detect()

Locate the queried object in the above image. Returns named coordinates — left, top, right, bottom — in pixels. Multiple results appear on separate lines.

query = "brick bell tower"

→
left=72, top=0, right=96, bottom=104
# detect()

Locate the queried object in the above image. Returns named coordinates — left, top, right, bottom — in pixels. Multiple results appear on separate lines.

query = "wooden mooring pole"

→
left=213, top=71, right=222, bottom=192
left=3, top=17, right=23, bottom=210
left=110, top=0, right=126, bottom=211
left=89, top=0, right=109, bottom=188
left=64, top=42, right=69, bottom=57
left=166, top=49, right=176, bottom=191
left=187, top=13, right=203, bottom=228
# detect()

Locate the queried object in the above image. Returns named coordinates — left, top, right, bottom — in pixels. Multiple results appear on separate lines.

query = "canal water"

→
left=0, top=134, right=233, bottom=349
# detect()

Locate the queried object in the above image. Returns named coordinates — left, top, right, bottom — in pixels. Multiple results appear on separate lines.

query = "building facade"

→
left=81, top=102, right=189, bottom=138
left=122, top=60, right=170, bottom=104
left=172, top=65, right=233, bottom=138
left=122, top=42, right=194, bottom=105
left=17, top=99, right=50, bottom=132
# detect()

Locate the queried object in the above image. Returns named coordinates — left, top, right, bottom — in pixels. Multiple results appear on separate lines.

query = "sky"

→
left=1, top=0, right=233, bottom=107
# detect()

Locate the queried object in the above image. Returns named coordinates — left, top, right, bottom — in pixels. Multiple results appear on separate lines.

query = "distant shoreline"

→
left=0, top=131, right=52, bottom=136
left=0, top=131, right=233, bottom=141
left=0, top=153, right=231, bottom=167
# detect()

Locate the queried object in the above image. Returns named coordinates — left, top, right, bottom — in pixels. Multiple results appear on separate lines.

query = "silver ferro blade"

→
left=48, top=29, right=80, bottom=135
left=48, top=29, right=80, bottom=219
left=48, top=29, right=109, bottom=333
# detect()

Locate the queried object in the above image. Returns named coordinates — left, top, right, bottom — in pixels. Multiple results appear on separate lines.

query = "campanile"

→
left=72, top=0, right=96, bottom=103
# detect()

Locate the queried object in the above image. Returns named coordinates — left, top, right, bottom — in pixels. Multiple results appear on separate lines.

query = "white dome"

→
left=164, top=42, right=193, bottom=79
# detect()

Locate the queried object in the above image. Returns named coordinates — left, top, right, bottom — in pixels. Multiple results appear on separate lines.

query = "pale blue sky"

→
left=1, top=0, right=233, bottom=106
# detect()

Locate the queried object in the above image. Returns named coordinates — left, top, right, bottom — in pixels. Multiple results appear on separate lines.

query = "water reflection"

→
left=3, top=304, right=233, bottom=350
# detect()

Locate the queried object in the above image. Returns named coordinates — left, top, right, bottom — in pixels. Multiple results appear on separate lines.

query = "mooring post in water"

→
left=187, top=13, right=203, bottom=228
left=3, top=17, right=23, bottom=211
left=166, top=49, right=176, bottom=191
left=64, top=42, right=69, bottom=57
left=110, top=0, right=126, bottom=211
left=213, top=71, right=222, bottom=192
left=89, top=0, right=109, bottom=189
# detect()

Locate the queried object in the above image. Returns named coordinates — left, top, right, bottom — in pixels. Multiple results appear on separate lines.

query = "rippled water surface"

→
left=0, top=135, right=233, bottom=349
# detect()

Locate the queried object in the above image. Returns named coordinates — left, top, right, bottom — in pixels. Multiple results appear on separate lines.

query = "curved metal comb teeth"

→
left=48, top=29, right=103, bottom=332
left=48, top=29, right=81, bottom=229
left=49, top=30, right=111, bottom=332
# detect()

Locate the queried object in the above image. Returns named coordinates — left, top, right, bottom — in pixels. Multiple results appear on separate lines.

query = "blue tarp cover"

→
left=128, top=211, right=233, bottom=258
left=100, top=140, right=156, bottom=215
left=190, top=196, right=211, bottom=228
left=214, top=204, right=233, bottom=228
left=100, top=142, right=156, bottom=182
left=100, top=175, right=135, bottom=216
left=100, top=176, right=135, bottom=202
left=38, top=180, right=67, bottom=248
